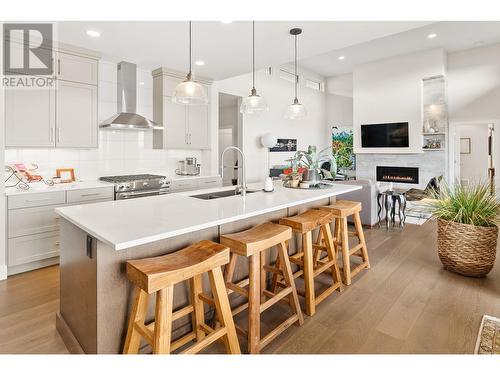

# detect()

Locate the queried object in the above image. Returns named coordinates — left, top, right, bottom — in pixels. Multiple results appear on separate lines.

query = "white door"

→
left=56, top=80, right=98, bottom=148
left=57, top=52, right=98, bottom=85
left=188, top=104, right=209, bottom=149
left=5, top=86, right=55, bottom=147
left=164, top=97, right=188, bottom=148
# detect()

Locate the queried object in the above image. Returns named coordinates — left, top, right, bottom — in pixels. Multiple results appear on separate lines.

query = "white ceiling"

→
left=300, top=21, right=500, bottom=77
left=55, top=21, right=432, bottom=80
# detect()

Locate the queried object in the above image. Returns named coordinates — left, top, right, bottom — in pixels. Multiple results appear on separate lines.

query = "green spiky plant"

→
left=429, top=182, right=500, bottom=227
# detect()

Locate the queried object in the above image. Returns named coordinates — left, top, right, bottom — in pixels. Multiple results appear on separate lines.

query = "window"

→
left=305, top=78, right=322, bottom=91
left=279, top=68, right=298, bottom=83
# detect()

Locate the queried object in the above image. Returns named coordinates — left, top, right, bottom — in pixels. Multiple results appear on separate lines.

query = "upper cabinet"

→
left=56, top=52, right=99, bottom=85
left=152, top=68, right=211, bottom=150
left=4, top=43, right=100, bottom=148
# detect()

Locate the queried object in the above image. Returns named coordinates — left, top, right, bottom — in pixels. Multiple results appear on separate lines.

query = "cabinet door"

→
left=5, top=86, right=55, bottom=147
left=57, top=52, right=98, bottom=85
left=56, top=80, right=98, bottom=148
left=164, top=97, right=188, bottom=148
left=187, top=104, right=209, bottom=149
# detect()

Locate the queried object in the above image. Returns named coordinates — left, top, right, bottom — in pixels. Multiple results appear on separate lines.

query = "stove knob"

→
left=117, top=184, right=125, bottom=191
left=143, top=182, right=149, bottom=187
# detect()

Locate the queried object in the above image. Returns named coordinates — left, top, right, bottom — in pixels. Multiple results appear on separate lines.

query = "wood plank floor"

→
left=1, top=220, right=499, bottom=354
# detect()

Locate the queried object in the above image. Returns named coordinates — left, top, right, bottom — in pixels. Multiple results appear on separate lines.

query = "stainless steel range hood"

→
left=99, top=61, right=163, bottom=130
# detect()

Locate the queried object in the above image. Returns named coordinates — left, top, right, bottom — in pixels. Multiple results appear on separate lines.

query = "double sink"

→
left=190, top=188, right=259, bottom=200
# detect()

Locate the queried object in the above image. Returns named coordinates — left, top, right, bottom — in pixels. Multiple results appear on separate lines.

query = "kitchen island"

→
left=55, top=182, right=361, bottom=353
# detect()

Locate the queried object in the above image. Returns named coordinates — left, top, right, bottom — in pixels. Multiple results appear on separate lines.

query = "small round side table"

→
left=377, top=190, right=407, bottom=229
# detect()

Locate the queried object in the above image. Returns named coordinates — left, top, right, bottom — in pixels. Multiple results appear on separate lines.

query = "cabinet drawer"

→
left=67, top=187, right=114, bottom=203
left=8, top=191, right=66, bottom=209
left=197, top=177, right=222, bottom=189
left=171, top=180, right=199, bottom=192
left=8, top=231, right=60, bottom=267
left=8, top=204, right=61, bottom=238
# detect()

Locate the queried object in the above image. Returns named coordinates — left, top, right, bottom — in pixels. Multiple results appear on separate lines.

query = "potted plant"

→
left=429, top=182, right=500, bottom=277
left=290, top=145, right=336, bottom=186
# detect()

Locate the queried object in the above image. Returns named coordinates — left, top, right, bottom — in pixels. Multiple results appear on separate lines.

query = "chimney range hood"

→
left=99, top=61, right=163, bottom=130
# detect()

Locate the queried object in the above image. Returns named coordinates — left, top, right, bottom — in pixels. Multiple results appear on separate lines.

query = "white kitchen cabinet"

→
left=56, top=52, right=99, bottom=85
left=56, top=80, right=98, bottom=148
left=8, top=231, right=60, bottom=267
left=5, top=86, right=56, bottom=147
left=6, top=186, right=113, bottom=275
left=4, top=43, right=99, bottom=149
left=153, top=68, right=211, bottom=150
left=187, top=104, right=209, bottom=149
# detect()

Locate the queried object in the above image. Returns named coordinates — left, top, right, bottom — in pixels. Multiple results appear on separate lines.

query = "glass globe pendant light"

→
left=240, top=21, right=268, bottom=114
left=172, top=21, right=208, bottom=105
left=285, top=28, right=307, bottom=120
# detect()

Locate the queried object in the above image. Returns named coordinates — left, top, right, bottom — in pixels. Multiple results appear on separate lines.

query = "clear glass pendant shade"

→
left=172, top=74, right=208, bottom=105
left=240, top=88, right=268, bottom=114
left=285, top=98, right=307, bottom=120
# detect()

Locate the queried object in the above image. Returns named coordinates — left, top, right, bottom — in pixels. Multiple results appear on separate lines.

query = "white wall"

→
left=353, top=48, right=446, bottom=154
left=457, top=124, right=490, bottom=183
left=211, top=66, right=328, bottom=183
left=448, top=43, right=500, bottom=122
left=0, top=25, right=6, bottom=280
left=4, top=61, right=204, bottom=180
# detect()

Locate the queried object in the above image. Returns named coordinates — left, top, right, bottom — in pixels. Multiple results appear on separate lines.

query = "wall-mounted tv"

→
left=361, top=122, right=409, bottom=148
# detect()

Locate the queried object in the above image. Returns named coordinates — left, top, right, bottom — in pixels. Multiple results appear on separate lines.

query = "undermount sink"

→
left=190, top=189, right=259, bottom=200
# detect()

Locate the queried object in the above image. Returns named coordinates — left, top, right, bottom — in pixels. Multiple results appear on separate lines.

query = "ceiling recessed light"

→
left=86, top=30, right=100, bottom=37
left=338, top=56, right=345, bottom=60
left=427, top=33, right=437, bottom=39
left=220, top=20, right=233, bottom=24
left=195, top=60, right=205, bottom=66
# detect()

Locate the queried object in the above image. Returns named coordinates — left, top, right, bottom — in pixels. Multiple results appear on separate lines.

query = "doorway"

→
left=218, top=93, right=243, bottom=186
left=451, top=121, right=497, bottom=188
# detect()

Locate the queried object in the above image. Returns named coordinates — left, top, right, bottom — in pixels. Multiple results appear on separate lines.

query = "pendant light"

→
left=172, top=21, right=208, bottom=105
left=240, top=21, right=268, bottom=114
left=284, top=28, right=307, bottom=120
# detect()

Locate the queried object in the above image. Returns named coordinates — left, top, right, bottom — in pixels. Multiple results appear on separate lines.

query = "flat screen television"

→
left=361, top=122, right=409, bottom=148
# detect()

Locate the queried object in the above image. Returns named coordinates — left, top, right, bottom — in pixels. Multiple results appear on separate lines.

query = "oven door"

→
left=115, top=188, right=170, bottom=200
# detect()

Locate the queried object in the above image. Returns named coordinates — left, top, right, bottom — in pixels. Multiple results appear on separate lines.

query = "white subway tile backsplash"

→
left=5, top=60, right=205, bottom=181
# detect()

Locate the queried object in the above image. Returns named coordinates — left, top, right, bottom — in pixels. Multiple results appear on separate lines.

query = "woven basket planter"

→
left=437, top=218, right=498, bottom=277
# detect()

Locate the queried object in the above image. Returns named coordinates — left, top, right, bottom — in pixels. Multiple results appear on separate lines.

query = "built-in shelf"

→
left=422, top=132, right=446, bottom=136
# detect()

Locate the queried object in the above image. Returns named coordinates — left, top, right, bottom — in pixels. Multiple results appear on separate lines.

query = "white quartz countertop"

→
left=55, top=182, right=361, bottom=251
left=5, top=180, right=114, bottom=196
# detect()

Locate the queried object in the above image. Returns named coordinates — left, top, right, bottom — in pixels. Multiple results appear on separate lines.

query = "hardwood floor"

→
left=1, top=220, right=499, bottom=354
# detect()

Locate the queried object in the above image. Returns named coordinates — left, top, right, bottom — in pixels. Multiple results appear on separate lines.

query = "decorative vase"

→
left=330, top=157, right=337, bottom=178
left=437, top=218, right=498, bottom=277
left=302, top=169, right=321, bottom=186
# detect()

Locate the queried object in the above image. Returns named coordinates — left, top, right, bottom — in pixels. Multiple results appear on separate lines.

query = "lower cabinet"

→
left=8, top=231, right=60, bottom=267
left=6, top=186, right=113, bottom=276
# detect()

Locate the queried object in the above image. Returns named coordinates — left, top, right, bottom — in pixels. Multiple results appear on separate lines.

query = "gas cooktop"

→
left=99, top=174, right=166, bottom=183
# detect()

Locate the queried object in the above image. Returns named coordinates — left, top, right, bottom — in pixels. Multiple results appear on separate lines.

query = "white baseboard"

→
left=0, top=264, right=7, bottom=280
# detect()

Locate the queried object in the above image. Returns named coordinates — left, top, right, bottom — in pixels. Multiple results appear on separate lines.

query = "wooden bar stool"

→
left=218, top=222, right=303, bottom=354
left=320, top=200, right=370, bottom=286
left=279, top=209, right=343, bottom=317
left=123, top=240, right=240, bottom=354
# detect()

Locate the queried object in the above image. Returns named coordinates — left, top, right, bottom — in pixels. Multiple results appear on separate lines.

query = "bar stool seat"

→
left=220, top=222, right=292, bottom=256
left=217, top=222, right=303, bottom=354
left=320, top=200, right=370, bottom=286
left=279, top=209, right=343, bottom=316
left=123, top=240, right=240, bottom=354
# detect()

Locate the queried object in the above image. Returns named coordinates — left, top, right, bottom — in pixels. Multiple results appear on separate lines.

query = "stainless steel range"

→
left=99, top=174, right=170, bottom=200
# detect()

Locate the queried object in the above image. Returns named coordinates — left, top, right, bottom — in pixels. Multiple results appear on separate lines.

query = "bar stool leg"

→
left=190, top=274, right=205, bottom=341
left=260, top=251, right=267, bottom=303
left=322, top=224, right=344, bottom=292
left=207, top=267, right=241, bottom=354
left=334, top=218, right=341, bottom=257
left=153, top=286, right=174, bottom=354
left=340, top=217, right=352, bottom=286
left=223, top=253, right=237, bottom=284
left=248, top=254, right=261, bottom=354
left=353, top=212, right=370, bottom=269
left=123, top=287, right=149, bottom=354
left=302, top=231, right=316, bottom=316
left=278, top=242, right=304, bottom=326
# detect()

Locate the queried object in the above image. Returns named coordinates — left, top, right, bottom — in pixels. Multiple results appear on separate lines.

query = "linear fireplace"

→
left=376, top=166, right=419, bottom=184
